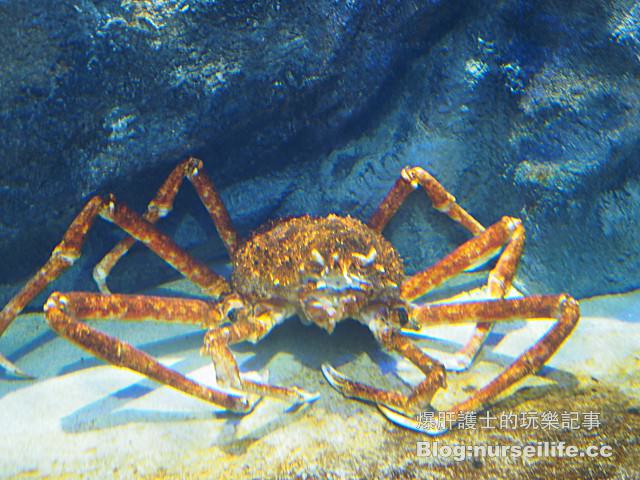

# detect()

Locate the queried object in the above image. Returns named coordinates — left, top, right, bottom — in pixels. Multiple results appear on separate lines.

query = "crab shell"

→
left=231, top=214, right=407, bottom=332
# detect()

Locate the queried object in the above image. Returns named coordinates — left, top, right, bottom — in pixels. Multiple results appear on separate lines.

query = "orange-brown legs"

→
left=0, top=193, right=230, bottom=376
left=322, top=312, right=447, bottom=431
left=203, top=305, right=319, bottom=406
left=369, top=166, right=485, bottom=236
left=402, top=216, right=525, bottom=371
left=94, top=157, right=238, bottom=294
left=370, top=166, right=523, bottom=372
left=43, top=292, right=250, bottom=412
left=324, top=295, right=578, bottom=435
left=391, top=294, right=578, bottom=434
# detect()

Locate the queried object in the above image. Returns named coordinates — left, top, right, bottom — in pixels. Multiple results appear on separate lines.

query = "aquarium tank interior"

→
left=0, top=1, right=638, bottom=479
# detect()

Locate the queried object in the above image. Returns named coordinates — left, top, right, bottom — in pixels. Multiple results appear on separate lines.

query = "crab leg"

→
left=203, top=308, right=319, bottom=406
left=401, top=216, right=523, bottom=300
left=392, top=294, right=579, bottom=433
left=402, top=216, right=525, bottom=371
left=370, top=166, right=502, bottom=371
left=325, top=294, right=579, bottom=435
left=322, top=318, right=448, bottom=432
left=369, top=166, right=485, bottom=236
left=94, top=157, right=239, bottom=294
left=0, top=195, right=229, bottom=376
left=43, top=292, right=249, bottom=412
left=406, top=216, right=524, bottom=367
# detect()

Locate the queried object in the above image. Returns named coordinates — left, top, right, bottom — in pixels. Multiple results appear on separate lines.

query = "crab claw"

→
left=322, top=363, right=352, bottom=393
left=377, top=404, right=449, bottom=436
left=291, top=386, right=321, bottom=404
left=0, top=353, right=33, bottom=379
left=323, top=363, right=449, bottom=435
left=321, top=363, right=356, bottom=397
left=239, top=369, right=319, bottom=412
left=285, top=386, right=321, bottom=413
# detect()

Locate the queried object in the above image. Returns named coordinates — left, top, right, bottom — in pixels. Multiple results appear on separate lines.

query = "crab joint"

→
left=44, top=292, right=68, bottom=312
left=401, top=166, right=420, bottom=188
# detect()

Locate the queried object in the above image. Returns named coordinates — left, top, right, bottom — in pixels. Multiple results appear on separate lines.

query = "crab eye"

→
left=394, top=307, right=409, bottom=327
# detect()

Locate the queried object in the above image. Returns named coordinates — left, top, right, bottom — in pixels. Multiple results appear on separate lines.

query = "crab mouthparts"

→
left=314, top=275, right=372, bottom=292
left=301, top=289, right=362, bottom=333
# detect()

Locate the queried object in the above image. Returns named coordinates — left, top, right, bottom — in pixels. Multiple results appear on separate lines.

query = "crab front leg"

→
left=324, top=295, right=579, bottom=435
left=203, top=303, right=320, bottom=407
left=94, top=157, right=239, bottom=294
left=322, top=309, right=449, bottom=434
left=43, top=292, right=250, bottom=412
left=382, top=294, right=579, bottom=434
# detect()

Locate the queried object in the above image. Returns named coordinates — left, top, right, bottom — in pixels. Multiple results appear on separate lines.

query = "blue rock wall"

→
left=0, top=0, right=456, bottom=289
left=1, top=0, right=639, bottom=304
left=223, top=0, right=640, bottom=298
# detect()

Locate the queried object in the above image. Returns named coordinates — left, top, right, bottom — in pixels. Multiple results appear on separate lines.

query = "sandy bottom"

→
left=0, top=278, right=638, bottom=479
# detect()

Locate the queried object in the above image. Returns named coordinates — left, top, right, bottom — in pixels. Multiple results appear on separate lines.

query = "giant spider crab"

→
left=0, top=158, right=579, bottom=434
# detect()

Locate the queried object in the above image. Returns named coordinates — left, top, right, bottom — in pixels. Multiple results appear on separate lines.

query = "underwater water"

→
left=1, top=1, right=639, bottom=479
